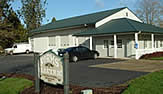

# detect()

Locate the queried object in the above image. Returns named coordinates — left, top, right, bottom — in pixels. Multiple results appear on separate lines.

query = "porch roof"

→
left=74, top=18, right=163, bottom=36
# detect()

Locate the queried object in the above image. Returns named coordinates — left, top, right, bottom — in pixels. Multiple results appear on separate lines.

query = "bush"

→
left=0, top=46, right=4, bottom=54
left=140, top=52, right=163, bottom=59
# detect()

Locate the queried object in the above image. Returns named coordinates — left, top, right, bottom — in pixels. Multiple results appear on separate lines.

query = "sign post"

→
left=34, top=53, right=40, bottom=93
left=63, top=52, right=69, bottom=94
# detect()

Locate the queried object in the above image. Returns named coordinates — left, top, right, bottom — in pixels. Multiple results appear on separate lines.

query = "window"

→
left=82, top=47, right=89, bottom=52
left=79, top=47, right=90, bottom=53
left=110, top=40, right=122, bottom=48
left=13, top=45, right=17, bottom=48
left=74, top=48, right=79, bottom=52
left=104, top=40, right=108, bottom=48
left=49, top=36, right=56, bottom=46
left=117, top=40, right=122, bottom=48
left=61, top=36, right=69, bottom=47
left=156, top=40, right=159, bottom=48
left=126, top=12, right=128, bottom=17
left=111, top=40, right=114, bottom=45
left=144, top=40, right=147, bottom=49
left=110, top=40, right=114, bottom=48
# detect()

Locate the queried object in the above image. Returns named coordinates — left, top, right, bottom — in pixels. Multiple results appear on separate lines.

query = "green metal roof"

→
left=74, top=18, right=163, bottom=36
left=30, top=7, right=126, bottom=33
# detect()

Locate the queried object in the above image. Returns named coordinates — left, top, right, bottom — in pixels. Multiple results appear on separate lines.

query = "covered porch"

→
left=135, top=33, right=163, bottom=59
left=88, top=33, right=163, bottom=59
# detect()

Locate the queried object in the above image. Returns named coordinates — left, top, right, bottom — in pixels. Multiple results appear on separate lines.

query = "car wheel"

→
left=72, top=56, right=78, bottom=62
left=26, top=50, right=29, bottom=54
left=9, top=51, right=13, bottom=55
left=94, top=53, right=98, bottom=59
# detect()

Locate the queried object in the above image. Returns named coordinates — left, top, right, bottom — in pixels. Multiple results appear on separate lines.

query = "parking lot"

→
left=0, top=54, right=148, bottom=87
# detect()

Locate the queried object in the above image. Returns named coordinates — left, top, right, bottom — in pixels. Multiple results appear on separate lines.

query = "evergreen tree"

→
left=51, top=17, right=56, bottom=23
left=0, top=0, right=28, bottom=48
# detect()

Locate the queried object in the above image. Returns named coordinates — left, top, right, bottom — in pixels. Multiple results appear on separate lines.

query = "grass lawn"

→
left=150, top=57, right=163, bottom=60
left=0, top=78, right=33, bottom=94
left=122, top=70, right=163, bottom=94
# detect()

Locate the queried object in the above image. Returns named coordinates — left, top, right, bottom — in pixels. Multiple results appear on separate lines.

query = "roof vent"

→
left=126, top=12, right=128, bottom=17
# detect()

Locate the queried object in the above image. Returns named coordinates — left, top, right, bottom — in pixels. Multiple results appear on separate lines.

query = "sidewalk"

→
left=90, top=59, right=163, bottom=72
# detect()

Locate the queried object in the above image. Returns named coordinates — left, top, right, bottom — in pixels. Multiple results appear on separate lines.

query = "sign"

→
left=135, top=43, right=138, bottom=49
left=39, top=50, right=63, bottom=85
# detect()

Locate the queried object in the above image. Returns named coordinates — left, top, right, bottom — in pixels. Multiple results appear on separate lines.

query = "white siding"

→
left=48, top=36, right=57, bottom=50
left=29, top=38, right=34, bottom=51
left=31, top=27, right=90, bottom=53
left=78, top=37, right=90, bottom=48
left=96, top=8, right=142, bottom=27
left=49, top=36, right=56, bottom=46
left=33, top=37, right=49, bottom=53
left=60, top=35, right=69, bottom=48
left=95, top=39, right=108, bottom=57
left=56, top=36, right=61, bottom=48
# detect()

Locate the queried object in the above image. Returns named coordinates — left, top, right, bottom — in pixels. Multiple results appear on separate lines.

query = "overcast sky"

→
left=12, top=0, right=138, bottom=24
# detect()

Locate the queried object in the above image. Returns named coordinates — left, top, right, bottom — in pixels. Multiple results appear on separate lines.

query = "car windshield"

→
left=58, top=48, right=65, bottom=52
left=12, top=45, right=17, bottom=48
left=64, top=47, right=73, bottom=52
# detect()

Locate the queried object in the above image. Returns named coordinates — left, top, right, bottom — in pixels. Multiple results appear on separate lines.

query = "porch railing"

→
left=137, top=48, right=163, bottom=59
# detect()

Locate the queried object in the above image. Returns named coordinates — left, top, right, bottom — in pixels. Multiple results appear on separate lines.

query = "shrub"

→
left=0, top=46, right=4, bottom=54
left=140, top=52, right=163, bottom=59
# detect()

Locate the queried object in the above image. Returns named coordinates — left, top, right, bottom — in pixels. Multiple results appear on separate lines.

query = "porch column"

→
left=90, top=36, right=93, bottom=50
left=151, top=34, right=154, bottom=49
left=135, top=33, right=139, bottom=59
left=114, top=34, right=117, bottom=58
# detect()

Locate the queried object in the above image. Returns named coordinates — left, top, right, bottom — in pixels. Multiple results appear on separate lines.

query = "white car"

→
left=5, top=43, right=32, bottom=55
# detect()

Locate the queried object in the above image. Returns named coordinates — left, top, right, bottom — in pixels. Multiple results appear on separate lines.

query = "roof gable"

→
left=31, top=7, right=126, bottom=33
left=95, top=8, right=142, bottom=27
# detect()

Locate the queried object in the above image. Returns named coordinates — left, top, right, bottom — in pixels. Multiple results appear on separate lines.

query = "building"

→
left=29, top=7, right=163, bottom=59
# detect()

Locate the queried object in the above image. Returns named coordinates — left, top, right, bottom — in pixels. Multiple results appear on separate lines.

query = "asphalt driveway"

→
left=0, top=54, right=148, bottom=87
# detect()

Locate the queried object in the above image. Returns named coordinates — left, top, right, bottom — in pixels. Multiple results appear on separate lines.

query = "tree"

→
left=0, top=0, right=28, bottom=48
left=136, top=0, right=163, bottom=25
left=0, top=0, right=12, bottom=21
left=159, top=21, right=163, bottom=27
left=0, top=0, right=13, bottom=29
left=51, top=17, right=56, bottom=23
left=0, top=0, right=14, bottom=48
left=19, top=0, right=47, bottom=31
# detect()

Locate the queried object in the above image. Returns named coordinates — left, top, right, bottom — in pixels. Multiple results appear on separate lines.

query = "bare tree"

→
left=19, top=0, right=47, bottom=31
left=159, top=21, right=163, bottom=27
left=136, top=0, right=163, bottom=26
